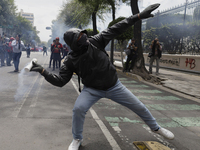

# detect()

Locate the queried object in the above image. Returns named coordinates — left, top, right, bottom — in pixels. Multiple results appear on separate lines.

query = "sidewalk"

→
left=114, top=61, right=200, bottom=99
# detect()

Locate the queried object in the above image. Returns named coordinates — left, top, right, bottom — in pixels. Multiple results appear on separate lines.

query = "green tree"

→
left=85, top=28, right=99, bottom=37
left=108, top=17, right=134, bottom=66
left=59, top=0, right=91, bottom=29
left=78, top=0, right=109, bottom=35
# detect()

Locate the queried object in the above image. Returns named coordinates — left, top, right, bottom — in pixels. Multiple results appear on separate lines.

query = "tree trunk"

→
left=92, top=6, right=98, bottom=35
left=130, top=0, right=150, bottom=80
left=110, top=4, right=116, bottom=64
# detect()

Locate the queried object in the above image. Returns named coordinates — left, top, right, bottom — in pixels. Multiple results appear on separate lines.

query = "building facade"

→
left=20, top=9, right=34, bottom=26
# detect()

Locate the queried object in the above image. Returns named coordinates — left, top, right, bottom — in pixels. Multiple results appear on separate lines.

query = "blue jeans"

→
left=72, top=79, right=159, bottom=140
left=13, top=52, right=22, bottom=71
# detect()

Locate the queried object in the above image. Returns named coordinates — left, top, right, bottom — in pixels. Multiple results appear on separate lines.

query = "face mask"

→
left=77, top=33, right=89, bottom=50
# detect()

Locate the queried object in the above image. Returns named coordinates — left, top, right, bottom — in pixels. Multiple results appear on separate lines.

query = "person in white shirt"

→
left=11, top=35, right=25, bottom=72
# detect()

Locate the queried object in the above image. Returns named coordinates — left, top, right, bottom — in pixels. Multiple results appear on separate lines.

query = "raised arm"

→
left=89, top=4, right=160, bottom=49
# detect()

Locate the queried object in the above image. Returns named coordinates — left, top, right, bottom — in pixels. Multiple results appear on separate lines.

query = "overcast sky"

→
left=15, top=0, right=185, bottom=42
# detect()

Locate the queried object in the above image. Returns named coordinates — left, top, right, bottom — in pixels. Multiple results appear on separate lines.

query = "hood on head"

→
left=63, top=28, right=87, bottom=52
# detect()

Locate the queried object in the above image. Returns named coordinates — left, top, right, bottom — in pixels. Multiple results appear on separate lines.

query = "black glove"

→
left=139, top=3, right=160, bottom=19
left=30, top=61, right=44, bottom=73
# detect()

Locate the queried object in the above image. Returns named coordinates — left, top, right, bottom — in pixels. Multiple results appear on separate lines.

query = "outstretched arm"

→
left=90, top=4, right=160, bottom=49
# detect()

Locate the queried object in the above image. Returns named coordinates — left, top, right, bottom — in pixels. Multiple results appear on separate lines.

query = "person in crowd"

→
left=11, top=35, right=25, bottom=72
left=26, top=44, right=31, bottom=58
left=124, top=38, right=138, bottom=72
left=0, top=35, right=5, bottom=67
left=49, top=40, right=57, bottom=68
left=43, top=46, right=48, bottom=56
left=6, top=37, right=14, bottom=66
left=62, top=44, right=69, bottom=59
left=30, top=4, right=174, bottom=150
left=51, top=37, right=63, bottom=70
left=149, top=38, right=162, bottom=74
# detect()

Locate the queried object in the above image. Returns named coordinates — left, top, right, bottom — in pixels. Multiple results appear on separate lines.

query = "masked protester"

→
left=30, top=4, right=174, bottom=150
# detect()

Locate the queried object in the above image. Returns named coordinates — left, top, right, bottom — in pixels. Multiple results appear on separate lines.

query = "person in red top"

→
left=6, top=37, right=15, bottom=66
left=51, top=37, right=63, bottom=71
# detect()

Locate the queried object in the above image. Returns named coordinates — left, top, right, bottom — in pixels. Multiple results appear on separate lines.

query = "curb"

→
left=115, top=67, right=200, bottom=103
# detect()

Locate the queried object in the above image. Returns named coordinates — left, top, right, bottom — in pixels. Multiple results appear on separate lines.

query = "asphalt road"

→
left=0, top=52, right=200, bottom=150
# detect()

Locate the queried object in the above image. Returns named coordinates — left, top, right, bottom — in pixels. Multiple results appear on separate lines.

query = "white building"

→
left=20, top=9, right=34, bottom=26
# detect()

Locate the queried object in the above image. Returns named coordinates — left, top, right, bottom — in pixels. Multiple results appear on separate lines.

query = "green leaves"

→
left=108, top=17, right=134, bottom=44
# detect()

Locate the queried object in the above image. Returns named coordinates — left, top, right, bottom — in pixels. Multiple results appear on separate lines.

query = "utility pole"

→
left=180, top=0, right=188, bottom=54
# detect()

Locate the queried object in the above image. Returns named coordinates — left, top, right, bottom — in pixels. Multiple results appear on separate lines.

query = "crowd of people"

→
left=124, top=37, right=162, bottom=74
left=49, top=37, right=70, bottom=71
left=0, top=33, right=70, bottom=72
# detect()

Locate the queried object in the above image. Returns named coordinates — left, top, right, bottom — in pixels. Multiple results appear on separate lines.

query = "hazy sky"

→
left=15, top=0, right=185, bottom=42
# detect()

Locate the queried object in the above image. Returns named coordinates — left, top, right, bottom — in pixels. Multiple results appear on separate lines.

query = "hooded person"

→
left=30, top=4, right=174, bottom=150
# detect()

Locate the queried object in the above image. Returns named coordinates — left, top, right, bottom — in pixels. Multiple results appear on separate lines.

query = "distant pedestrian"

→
left=49, top=40, right=57, bottom=68
left=43, top=46, right=47, bottom=56
left=11, top=35, right=25, bottom=72
left=124, top=38, right=138, bottom=72
left=51, top=37, right=63, bottom=70
left=6, top=37, right=14, bottom=66
left=149, top=38, right=162, bottom=74
left=26, top=44, right=31, bottom=58
left=0, top=35, right=5, bottom=67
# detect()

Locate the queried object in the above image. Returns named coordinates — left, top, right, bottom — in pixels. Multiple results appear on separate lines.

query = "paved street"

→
left=0, top=52, right=200, bottom=150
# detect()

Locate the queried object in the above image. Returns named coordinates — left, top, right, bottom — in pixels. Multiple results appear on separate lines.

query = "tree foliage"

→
left=85, top=28, right=99, bottom=37
left=108, top=17, right=134, bottom=44
left=59, top=0, right=91, bottom=28
left=0, top=0, right=40, bottom=44
left=143, top=22, right=200, bottom=54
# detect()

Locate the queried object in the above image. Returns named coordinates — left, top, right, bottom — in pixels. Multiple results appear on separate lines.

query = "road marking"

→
left=11, top=56, right=48, bottom=118
left=137, top=96, right=182, bottom=101
left=120, top=80, right=138, bottom=84
left=26, top=77, right=44, bottom=117
left=71, top=79, right=121, bottom=150
left=11, top=74, right=39, bottom=118
left=146, top=104, right=200, bottom=111
left=130, top=89, right=162, bottom=94
left=125, top=84, right=149, bottom=88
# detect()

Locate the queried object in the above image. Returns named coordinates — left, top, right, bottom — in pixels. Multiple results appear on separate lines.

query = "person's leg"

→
left=124, top=56, right=131, bottom=71
left=156, top=57, right=160, bottom=73
left=149, top=56, right=155, bottom=74
left=129, top=56, right=136, bottom=71
left=72, top=86, right=103, bottom=140
left=52, top=59, right=55, bottom=70
left=16, top=52, right=22, bottom=71
left=106, top=80, right=159, bottom=131
left=13, top=53, right=17, bottom=70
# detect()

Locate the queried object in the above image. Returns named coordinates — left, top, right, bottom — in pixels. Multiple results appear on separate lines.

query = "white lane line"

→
left=71, top=79, right=121, bottom=150
left=26, top=77, right=44, bottom=117
left=11, top=74, right=39, bottom=118
left=11, top=57, right=48, bottom=118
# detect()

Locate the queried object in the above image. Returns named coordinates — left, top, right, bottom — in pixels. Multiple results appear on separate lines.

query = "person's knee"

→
left=73, top=105, right=87, bottom=115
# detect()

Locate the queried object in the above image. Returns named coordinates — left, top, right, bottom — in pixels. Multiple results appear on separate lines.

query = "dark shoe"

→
left=14, top=70, right=18, bottom=72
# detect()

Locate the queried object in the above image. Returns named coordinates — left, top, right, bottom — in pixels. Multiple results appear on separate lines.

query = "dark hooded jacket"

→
left=41, top=14, right=140, bottom=90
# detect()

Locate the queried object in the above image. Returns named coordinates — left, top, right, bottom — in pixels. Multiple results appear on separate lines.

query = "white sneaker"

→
left=68, top=139, right=83, bottom=150
left=153, top=128, right=174, bottom=140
